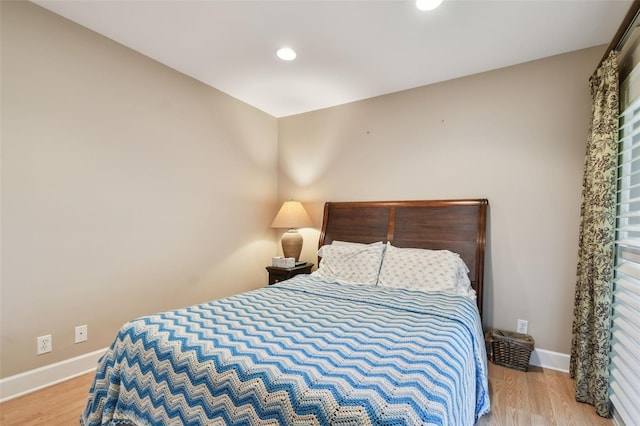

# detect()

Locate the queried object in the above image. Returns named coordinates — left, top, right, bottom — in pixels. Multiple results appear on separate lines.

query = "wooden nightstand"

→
left=266, top=263, right=313, bottom=285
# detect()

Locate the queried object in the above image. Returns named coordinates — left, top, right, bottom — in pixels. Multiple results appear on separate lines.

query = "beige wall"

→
left=0, top=1, right=278, bottom=378
left=279, top=46, right=604, bottom=354
left=1, top=0, right=603, bottom=378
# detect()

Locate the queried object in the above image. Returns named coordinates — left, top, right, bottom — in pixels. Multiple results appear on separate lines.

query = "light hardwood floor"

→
left=0, top=362, right=612, bottom=425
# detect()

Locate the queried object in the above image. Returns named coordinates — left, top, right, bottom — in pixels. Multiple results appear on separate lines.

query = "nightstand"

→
left=266, top=263, right=313, bottom=285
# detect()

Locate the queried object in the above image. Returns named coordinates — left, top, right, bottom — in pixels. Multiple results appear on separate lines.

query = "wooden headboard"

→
left=318, top=199, right=488, bottom=317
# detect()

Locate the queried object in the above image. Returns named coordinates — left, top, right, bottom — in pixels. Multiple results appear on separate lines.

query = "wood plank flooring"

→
left=0, top=362, right=612, bottom=425
left=476, top=364, right=611, bottom=426
left=0, top=372, right=94, bottom=425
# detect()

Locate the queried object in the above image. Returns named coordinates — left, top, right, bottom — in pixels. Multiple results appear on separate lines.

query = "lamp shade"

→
left=271, top=201, right=312, bottom=229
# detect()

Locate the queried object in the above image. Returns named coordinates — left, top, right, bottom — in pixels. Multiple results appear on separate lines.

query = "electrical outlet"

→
left=75, top=325, right=88, bottom=343
left=37, top=335, right=52, bottom=355
left=517, top=319, right=529, bottom=334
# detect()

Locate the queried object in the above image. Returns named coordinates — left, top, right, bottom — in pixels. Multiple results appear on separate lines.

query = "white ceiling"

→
left=34, top=0, right=632, bottom=118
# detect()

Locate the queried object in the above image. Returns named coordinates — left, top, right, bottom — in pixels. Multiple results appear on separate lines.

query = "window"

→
left=611, top=58, right=640, bottom=425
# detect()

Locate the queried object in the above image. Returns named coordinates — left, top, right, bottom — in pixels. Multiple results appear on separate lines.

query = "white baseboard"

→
left=0, top=348, right=106, bottom=403
left=529, top=348, right=570, bottom=372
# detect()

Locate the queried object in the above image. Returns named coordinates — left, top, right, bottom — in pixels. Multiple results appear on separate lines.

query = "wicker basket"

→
left=485, top=328, right=534, bottom=372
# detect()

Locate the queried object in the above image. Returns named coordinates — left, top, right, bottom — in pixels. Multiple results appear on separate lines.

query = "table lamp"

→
left=271, top=201, right=313, bottom=262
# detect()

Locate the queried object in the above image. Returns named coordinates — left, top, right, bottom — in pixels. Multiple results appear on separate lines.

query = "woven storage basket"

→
left=486, top=328, right=534, bottom=372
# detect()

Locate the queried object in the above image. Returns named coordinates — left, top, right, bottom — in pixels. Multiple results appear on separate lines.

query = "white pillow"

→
left=377, top=243, right=474, bottom=297
left=312, top=241, right=385, bottom=285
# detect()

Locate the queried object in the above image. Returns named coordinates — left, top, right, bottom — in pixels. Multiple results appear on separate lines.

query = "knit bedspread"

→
left=81, top=275, right=490, bottom=425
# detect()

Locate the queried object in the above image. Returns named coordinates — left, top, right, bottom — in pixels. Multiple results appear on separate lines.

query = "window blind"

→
left=611, top=92, right=640, bottom=426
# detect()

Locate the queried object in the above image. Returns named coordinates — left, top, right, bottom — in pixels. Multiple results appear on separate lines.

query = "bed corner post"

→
left=476, top=199, right=488, bottom=320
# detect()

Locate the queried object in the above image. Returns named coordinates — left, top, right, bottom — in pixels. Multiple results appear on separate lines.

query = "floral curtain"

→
left=570, top=51, right=619, bottom=418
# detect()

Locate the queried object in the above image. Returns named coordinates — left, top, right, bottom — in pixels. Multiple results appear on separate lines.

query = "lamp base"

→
left=281, top=229, right=303, bottom=261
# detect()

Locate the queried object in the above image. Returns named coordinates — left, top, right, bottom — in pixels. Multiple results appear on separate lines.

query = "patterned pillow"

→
left=377, top=243, right=474, bottom=297
left=312, top=241, right=385, bottom=285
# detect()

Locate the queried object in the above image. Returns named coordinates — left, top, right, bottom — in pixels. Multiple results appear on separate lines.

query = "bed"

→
left=81, top=199, right=490, bottom=426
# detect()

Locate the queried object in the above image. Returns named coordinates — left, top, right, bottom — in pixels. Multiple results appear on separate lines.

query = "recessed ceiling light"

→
left=416, top=0, right=443, bottom=11
left=276, top=47, right=297, bottom=61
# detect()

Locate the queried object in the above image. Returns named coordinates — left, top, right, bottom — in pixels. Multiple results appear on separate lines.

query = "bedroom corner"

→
left=0, top=0, right=279, bottom=395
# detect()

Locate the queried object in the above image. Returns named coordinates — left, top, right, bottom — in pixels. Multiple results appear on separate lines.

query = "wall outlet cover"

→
left=517, top=319, right=529, bottom=335
left=37, top=335, right=52, bottom=355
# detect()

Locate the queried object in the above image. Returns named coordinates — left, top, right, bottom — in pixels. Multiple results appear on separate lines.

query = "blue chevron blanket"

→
left=81, top=275, right=490, bottom=425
